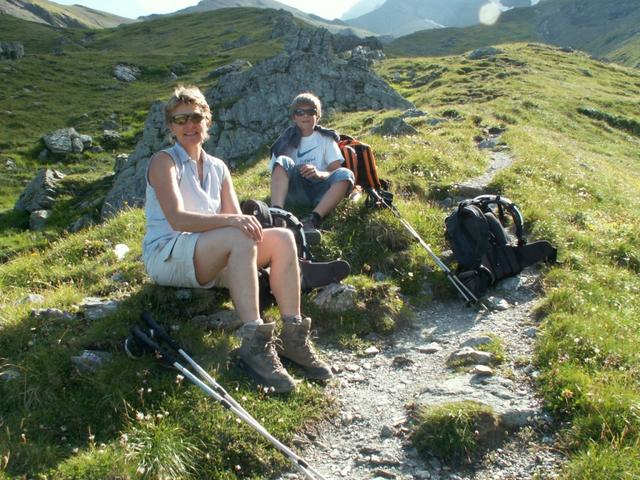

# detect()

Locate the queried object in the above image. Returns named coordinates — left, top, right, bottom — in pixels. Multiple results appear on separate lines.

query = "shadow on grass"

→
left=0, top=281, right=293, bottom=477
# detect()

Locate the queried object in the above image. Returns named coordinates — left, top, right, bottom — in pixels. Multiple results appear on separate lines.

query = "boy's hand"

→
left=299, top=164, right=327, bottom=180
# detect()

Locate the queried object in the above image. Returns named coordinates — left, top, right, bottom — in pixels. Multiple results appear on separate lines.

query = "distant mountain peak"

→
left=341, top=0, right=386, bottom=21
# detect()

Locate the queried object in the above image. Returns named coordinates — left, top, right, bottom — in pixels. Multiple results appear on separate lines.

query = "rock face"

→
left=0, top=41, right=24, bottom=60
left=102, top=101, right=171, bottom=217
left=15, top=168, right=66, bottom=212
left=102, top=17, right=412, bottom=218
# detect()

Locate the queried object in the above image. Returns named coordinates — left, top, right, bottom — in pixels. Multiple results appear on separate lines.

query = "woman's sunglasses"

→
left=293, top=108, right=317, bottom=117
left=171, top=112, right=205, bottom=125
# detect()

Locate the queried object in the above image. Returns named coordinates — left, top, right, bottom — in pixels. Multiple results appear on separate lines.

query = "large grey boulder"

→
left=0, top=41, right=24, bottom=60
left=15, top=168, right=65, bottom=212
left=42, top=128, right=91, bottom=154
left=113, top=64, right=140, bottom=82
left=205, top=49, right=413, bottom=163
left=101, top=18, right=411, bottom=218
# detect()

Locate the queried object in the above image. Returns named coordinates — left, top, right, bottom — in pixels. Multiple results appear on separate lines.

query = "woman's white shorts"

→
left=144, top=232, right=218, bottom=289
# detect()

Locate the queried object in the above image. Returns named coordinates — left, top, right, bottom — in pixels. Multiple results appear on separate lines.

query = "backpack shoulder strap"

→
left=240, top=199, right=273, bottom=228
left=472, top=194, right=526, bottom=246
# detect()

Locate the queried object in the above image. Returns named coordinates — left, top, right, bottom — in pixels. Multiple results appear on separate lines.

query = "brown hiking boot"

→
left=278, top=318, right=333, bottom=380
left=238, top=323, right=296, bottom=393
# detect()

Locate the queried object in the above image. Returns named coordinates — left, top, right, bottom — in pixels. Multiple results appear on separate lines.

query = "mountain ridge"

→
left=386, top=0, right=640, bottom=68
left=0, top=0, right=135, bottom=28
left=139, top=0, right=374, bottom=37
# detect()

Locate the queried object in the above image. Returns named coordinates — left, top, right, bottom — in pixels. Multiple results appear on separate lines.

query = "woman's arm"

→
left=148, top=152, right=262, bottom=240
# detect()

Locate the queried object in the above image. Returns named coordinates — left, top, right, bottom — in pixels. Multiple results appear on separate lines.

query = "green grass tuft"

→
left=411, top=400, right=502, bottom=464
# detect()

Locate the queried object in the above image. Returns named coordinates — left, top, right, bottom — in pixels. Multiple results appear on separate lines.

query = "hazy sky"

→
left=53, top=0, right=358, bottom=20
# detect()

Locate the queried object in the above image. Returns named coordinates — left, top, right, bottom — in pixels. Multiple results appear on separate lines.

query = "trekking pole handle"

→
left=131, top=326, right=178, bottom=365
left=141, top=312, right=182, bottom=353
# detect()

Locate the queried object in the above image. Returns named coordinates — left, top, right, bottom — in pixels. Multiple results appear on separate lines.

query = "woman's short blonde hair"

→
left=289, top=92, right=322, bottom=120
left=164, top=85, right=212, bottom=129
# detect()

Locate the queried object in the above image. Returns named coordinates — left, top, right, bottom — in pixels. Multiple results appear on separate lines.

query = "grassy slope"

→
left=386, top=0, right=640, bottom=68
left=376, top=43, right=640, bottom=477
left=386, top=7, right=537, bottom=58
left=0, top=8, right=283, bottom=257
left=1, top=11, right=640, bottom=478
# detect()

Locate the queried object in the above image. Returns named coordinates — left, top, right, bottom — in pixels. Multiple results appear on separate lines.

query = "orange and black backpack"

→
left=338, top=134, right=393, bottom=208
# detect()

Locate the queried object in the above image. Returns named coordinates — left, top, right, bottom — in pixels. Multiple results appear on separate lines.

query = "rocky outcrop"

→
left=204, top=49, right=412, bottom=163
left=101, top=19, right=411, bottom=218
left=15, top=168, right=65, bottom=213
left=0, top=41, right=24, bottom=60
left=42, top=128, right=92, bottom=154
left=207, top=59, right=252, bottom=78
left=101, top=102, right=171, bottom=217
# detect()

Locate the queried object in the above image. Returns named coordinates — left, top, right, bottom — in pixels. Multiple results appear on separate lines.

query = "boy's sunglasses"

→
left=293, top=108, right=317, bottom=117
left=171, top=112, right=205, bottom=125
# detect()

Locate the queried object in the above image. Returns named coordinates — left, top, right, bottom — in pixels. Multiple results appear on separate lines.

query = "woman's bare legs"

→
left=256, top=228, right=300, bottom=318
left=193, top=226, right=300, bottom=321
left=194, top=227, right=260, bottom=322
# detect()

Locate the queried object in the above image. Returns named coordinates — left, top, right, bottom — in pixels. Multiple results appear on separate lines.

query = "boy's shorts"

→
left=271, top=155, right=354, bottom=207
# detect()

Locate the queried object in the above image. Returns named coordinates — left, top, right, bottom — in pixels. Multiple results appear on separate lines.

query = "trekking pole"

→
left=367, top=188, right=479, bottom=305
left=132, top=315, right=328, bottom=480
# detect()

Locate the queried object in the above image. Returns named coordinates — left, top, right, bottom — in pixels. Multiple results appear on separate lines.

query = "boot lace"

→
left=264, top=337, right=287, bottom=372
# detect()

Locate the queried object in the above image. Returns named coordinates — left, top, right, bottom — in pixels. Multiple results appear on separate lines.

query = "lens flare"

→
left=479, top=2, right=502, bottom=26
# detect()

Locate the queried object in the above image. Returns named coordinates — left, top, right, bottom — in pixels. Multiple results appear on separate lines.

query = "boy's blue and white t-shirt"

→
left=271, top=131, right=343, bottom=171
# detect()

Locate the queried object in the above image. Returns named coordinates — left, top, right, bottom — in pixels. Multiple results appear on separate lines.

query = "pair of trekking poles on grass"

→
left=366, top=187, right=480, bottom=305
left=125, top=312, right=328, bottom=480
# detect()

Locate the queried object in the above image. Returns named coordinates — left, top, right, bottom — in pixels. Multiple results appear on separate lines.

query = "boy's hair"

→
left=289, top=92, right=322, bottom=120
left=165, top=85, right=212, bottom=132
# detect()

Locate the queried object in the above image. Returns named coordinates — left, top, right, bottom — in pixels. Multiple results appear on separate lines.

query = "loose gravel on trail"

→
left=278, top=269, right=566, bottom=480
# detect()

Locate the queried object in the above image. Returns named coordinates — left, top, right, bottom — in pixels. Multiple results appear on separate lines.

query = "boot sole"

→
left=237, top=357, right=296, bottom=394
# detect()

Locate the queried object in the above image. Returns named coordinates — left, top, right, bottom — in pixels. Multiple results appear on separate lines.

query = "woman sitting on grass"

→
left=141, top=85, right=333, bottom=393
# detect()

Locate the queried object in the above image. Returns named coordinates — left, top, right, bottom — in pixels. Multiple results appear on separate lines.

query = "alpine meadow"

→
left=1, top=2, right=639, bottom=479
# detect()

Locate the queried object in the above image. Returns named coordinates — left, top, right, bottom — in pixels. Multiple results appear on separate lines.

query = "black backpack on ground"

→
left=241, top=199, right=351, bottom=312
left=240, top=199, right=313, bottom=261
left=444, top=195, right=557, bottom=298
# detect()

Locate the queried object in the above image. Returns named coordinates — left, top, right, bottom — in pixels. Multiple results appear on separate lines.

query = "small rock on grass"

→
left=71, top=350, right=112, bottom=373
left=18, top=294, right=45, bottom=304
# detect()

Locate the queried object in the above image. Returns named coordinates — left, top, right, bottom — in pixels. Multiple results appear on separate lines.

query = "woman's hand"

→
left=298, top=164, right=328, bottom=180
left=229, top=214, right=263, bottom=242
